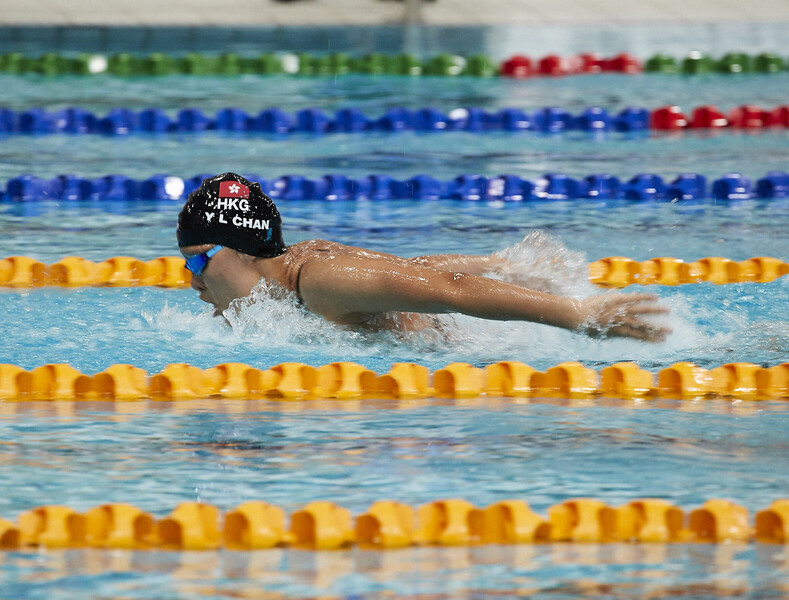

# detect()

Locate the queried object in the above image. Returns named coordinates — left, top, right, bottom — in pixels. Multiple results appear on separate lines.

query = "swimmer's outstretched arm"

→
left=297, top=255, right=669, bottom=341
left=409, top=253, right=505, bottom=276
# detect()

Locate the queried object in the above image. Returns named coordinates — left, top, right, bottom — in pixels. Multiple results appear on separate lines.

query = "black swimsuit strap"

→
left=293, top=246, right=332, bottom=305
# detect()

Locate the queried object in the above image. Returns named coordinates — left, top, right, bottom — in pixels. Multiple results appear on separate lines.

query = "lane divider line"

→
left=0, top=361, right=787, bottom=401
left=0, top=498, right=786, bottom=550
left=1, top=255, right=785, bottom=289
left=1, top=104, right=787, bottom=135
left=0, top=51, right=785, bottom=77
left=2, top=171, right=788, bottom=201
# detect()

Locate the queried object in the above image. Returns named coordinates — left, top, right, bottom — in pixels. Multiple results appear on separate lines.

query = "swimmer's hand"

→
left=575, top=292, right=671, bottom=342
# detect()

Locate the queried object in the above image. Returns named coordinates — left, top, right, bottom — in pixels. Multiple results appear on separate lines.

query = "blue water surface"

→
left=0, top=68, right=787, bottom=599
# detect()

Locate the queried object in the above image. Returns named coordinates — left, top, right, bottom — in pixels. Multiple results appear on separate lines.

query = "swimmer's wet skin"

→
left=178, top=173, right=670, bottom=342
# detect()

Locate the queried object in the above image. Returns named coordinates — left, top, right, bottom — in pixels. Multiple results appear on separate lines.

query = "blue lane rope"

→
left=2, top=172, right=787, bottom=202
left=0, top=105, right=783, bottom=136
left=0, top=106, right=650, bottom=135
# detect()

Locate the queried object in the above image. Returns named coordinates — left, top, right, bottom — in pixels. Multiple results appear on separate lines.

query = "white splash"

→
left=488, top=231, right=595, bottom=298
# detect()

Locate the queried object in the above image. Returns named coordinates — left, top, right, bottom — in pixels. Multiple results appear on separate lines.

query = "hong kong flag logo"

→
left=219, top=181, right=250, bottom=198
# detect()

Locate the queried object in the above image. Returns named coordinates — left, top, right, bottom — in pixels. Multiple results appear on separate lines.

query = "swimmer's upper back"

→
left=280, top=239, right=441, bottom=332
left=280, top=239, right=413, bottom=311
left=283, top=240, right=371, bottom=301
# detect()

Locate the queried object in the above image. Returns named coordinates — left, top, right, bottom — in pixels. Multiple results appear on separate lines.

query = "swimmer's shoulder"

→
left=286, top=239, right=406, bottom=266
left=285, top=239, right=360, bottom=257
left=279, top=240, right=345, bottom=296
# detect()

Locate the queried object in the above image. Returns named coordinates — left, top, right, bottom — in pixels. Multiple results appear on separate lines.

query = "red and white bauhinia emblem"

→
left=219, top=181, right=250, bottom=198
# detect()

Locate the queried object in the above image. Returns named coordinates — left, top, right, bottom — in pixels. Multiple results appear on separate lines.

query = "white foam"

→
left=489, top=231, right=595, bottom=298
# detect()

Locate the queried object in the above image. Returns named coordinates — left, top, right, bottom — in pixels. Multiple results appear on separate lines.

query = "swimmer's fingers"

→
left=615, top=293, right=670, bottom=312
left=615, top=296, right=672, bottom=342
left=625, top=303, right=671, bottom=321
left=608, top=318, right=672, bottom=342
left=579, top=292, right=671, bottom=342
left=610, top=293, right=671, bottom=324
left=631, top=304, right=671, bottom=315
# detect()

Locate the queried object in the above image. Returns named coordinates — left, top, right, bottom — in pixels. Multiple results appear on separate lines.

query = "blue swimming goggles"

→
left=184, top=245, right=224, bottom=276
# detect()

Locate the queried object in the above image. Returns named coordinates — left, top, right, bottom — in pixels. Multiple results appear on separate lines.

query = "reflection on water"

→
left=1, top=544, right=788, bottom=599
left=2, top=73, right=789, bottom=114
left=1, top=401, right=788, bottom=518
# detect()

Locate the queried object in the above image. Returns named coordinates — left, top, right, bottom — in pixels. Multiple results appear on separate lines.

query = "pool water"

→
left=4, top=544, right=789, bottom=599
left=0, top=70, right=788, bottom=599
left=1, top=401, right=789, bottom=598
left=3, top=400, right=789, bottom=514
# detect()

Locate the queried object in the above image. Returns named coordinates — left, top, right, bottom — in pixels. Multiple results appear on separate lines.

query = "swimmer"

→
left=177, top=173, right=670, bottom=342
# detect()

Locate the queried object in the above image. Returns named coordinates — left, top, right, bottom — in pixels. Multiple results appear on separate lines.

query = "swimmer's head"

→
left=177, top=172, right=286, bottom=257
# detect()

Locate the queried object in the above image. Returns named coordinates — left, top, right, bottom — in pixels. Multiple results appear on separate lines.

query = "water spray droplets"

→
left=491, top=231, right=593, bottom=298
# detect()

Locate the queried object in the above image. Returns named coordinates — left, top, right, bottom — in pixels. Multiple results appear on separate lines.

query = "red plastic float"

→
left=500, top=55, right=533, bottom=78
left=499, top=53, right=643, bottom=77
left=690, top=105, right=729, bottom=128
left=729, top=105, right=773, bottom=128
left=537, top=54, right=572, bottom=76
left=771, top=105, right=789, bottom=127
left=604, top=52, right=642, bottom=73
left=650, top=106, right=689, bottom=130
left=576, top=53, right=605, bottom=74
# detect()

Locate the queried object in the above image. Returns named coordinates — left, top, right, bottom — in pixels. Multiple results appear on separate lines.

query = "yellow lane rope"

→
left=0, top=255, right=786, bottom=288
left=1, top=361, right=787, bottom=402
left=0, top=497, right=786, bottom=550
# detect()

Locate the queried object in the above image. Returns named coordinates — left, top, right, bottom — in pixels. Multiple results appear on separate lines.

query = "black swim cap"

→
left=177, top=173, right=286, bottom=258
